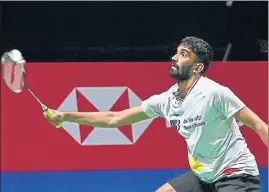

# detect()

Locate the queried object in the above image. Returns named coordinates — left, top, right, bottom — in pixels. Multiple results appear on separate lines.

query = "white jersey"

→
left=141, top=76, right=259, bottom=183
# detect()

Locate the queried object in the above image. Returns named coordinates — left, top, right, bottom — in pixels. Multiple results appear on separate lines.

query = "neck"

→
left=177, top=74, right=201, bottom=93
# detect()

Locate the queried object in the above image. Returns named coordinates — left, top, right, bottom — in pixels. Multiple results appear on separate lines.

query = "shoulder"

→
left=141, top=84, right=176, bottom=118
left=198, top=76, right=229, bottom=98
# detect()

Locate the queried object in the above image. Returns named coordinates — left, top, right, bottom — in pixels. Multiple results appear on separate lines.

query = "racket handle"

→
left=45, top=109, right=63, bottom=128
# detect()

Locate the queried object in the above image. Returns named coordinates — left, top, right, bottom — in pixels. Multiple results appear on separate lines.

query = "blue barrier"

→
left=2, top=168, right=268, bottom=192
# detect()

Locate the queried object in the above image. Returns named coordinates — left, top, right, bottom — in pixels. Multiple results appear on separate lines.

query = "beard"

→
left=169, top=64, right=192, bottom=81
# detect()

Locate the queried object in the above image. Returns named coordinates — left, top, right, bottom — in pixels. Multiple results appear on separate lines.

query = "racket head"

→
left=1, top=50, right=26, bottom=93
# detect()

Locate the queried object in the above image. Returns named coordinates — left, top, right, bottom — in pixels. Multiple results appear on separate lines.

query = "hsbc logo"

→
left=58, top=87, right=153, bottom=146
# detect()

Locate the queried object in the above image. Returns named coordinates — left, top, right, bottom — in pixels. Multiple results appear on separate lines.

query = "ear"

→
left=193, top=63, right=204, bottom=74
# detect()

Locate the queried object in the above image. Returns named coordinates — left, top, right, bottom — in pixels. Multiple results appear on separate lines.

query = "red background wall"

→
left=1, top=62, right=268, bottom=172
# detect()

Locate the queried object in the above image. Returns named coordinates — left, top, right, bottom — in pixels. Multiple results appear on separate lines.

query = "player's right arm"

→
left=44, top=91, right=166, bottom=127
left=44, top=106, right=151, bottom=128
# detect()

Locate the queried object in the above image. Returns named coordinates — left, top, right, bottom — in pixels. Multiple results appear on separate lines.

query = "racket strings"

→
left=2, top=55, right=25, bottom=92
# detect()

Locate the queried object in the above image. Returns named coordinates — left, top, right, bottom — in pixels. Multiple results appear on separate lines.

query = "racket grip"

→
left=45, top=109, right=63, bottom=128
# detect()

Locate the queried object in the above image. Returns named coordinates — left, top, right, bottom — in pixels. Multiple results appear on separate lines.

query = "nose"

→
left=171, top=54, right=177, bottom=61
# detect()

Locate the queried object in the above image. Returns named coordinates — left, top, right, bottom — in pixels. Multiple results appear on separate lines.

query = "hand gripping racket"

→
left=1, top=49, right=62, bottom=128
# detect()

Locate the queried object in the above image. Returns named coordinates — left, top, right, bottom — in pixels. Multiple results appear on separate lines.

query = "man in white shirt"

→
left=44, top=36, right=268, bottom=192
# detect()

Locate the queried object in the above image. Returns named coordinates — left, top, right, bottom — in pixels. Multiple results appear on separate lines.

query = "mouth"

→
left=170, top=60, right=178, bottom=69
left=171, top=63, right=178, bottom=69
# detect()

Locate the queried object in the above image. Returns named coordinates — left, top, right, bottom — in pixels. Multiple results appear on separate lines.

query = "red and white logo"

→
left=58, top=87, right=153, bottom=145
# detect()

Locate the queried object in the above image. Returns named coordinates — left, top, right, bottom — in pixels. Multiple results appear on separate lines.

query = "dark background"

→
left=0, top=1, right=267, bottom=62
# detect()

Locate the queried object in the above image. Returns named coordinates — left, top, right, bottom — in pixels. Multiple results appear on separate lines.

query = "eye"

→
left=181, top=52, right=188, bottom=57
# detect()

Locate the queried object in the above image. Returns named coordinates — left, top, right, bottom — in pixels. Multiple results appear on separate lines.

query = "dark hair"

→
left=180, top=36, right=213, bottom=74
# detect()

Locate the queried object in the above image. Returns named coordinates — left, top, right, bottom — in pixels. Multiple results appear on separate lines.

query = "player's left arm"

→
left=212, top=86, right=268, bottom=148
left=233, top=107, right=268, bottom=147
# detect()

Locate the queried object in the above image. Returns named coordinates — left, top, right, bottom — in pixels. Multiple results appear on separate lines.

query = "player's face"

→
left=169, top=45, right=196, bottom=81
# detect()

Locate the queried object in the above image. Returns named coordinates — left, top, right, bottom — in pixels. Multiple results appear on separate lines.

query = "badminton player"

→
left=44, top=36, right=268, bottom=192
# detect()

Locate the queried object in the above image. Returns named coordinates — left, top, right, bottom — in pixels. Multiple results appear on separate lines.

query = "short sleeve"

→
left=212, top=87, right=246, bottom=119
left=141, top=92, right=166, bottom=118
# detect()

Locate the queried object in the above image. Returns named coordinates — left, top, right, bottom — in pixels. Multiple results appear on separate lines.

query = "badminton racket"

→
left=1, top=49, right=62, bottom=128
